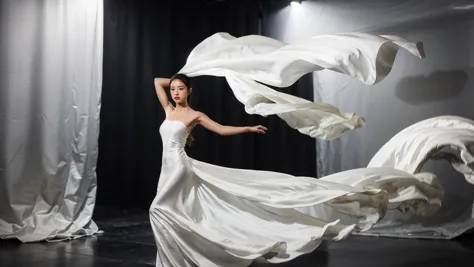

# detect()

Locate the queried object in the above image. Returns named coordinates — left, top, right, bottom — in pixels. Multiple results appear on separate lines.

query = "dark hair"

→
left=169, top=73, right=195, bottom=147
left=170, top=73, right=192, bottom=88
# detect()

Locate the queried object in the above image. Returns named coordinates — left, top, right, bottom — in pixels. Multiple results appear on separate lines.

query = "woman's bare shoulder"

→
left=188, top=109, right=204, bottom=124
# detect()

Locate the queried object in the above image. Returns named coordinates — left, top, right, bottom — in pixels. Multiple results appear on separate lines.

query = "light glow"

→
left=291, top=1, right=301, bottom=7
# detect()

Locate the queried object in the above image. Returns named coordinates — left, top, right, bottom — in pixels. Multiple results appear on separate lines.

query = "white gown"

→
left=149, top=119, right=444, bottom=267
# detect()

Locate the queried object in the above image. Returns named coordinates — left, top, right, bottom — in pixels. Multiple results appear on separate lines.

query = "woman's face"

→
left=170, top=79, right=191, bottom=104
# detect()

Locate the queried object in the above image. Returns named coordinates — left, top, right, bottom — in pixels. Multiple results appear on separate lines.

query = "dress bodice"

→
left=155, top=119, right=193, bottom=205
left=159, top=119, right=189, bottom=156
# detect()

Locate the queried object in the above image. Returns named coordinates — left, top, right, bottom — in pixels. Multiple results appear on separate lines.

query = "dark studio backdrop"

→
left=98, top=0, right=316, bottom=209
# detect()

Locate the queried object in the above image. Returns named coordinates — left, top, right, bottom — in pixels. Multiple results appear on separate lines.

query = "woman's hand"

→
left=248, top=125, right=267, bottom=134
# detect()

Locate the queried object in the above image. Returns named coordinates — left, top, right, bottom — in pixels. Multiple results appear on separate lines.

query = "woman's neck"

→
left=174, top=103, right=190, bottom=111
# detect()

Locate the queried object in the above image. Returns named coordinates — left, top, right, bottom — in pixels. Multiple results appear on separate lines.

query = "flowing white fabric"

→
left=179, top=32, right=423, bottom=140
left=149, top=119, right=443, bottom=267
left=362, top=116, right=474, bottom=238
left=0, top=0, right=103, bottom=242
left=368, top=116, right=474, bottom=183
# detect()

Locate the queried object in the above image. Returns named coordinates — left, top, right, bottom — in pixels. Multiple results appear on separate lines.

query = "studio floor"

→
left=1, top=207, right=474, bottom=267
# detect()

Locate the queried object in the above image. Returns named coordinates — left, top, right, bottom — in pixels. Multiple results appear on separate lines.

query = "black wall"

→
left=98, top=0, right=316, bottom=209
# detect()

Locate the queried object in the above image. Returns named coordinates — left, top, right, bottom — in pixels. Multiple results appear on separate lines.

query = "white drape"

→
left=0, top=0, right=103, bottom=242
left=179, top=32, right=423, bottom=140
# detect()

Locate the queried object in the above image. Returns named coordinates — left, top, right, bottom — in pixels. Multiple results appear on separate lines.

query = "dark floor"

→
left=1, top=207, right=474, bottom=267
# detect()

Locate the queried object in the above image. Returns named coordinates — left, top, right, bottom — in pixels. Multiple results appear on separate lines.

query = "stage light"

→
left=290, top=1, right=301, bottom=7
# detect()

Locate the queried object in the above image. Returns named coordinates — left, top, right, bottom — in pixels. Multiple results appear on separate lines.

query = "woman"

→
left=149, top=74, right=442, bottom=267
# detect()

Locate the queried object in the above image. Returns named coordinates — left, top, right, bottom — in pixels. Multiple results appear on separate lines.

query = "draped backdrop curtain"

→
left=0, top=0, right=103, bottom=242
left=99, top=0, right=316, bottom=209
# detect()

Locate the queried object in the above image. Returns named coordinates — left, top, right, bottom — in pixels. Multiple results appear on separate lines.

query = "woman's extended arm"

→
left=197, top=112, right=267, bottom=136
